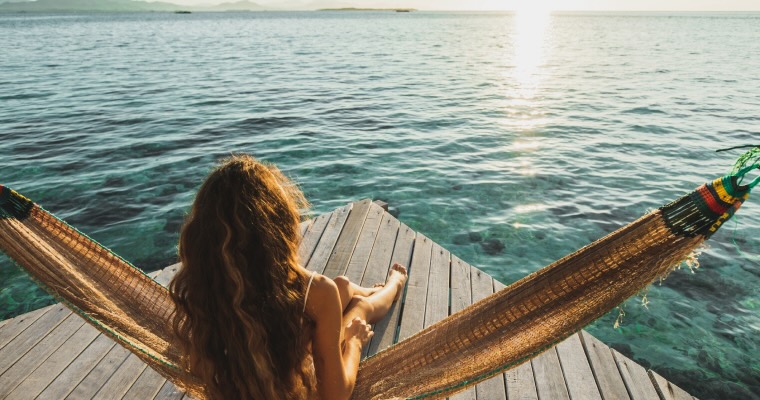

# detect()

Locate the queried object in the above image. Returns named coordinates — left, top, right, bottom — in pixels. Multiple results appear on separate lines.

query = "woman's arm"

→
left=307, top=276, right=372, bottom=400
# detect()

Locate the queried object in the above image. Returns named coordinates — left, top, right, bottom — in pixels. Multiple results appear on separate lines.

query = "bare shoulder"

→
left=304, top=273, right=341, bottom=322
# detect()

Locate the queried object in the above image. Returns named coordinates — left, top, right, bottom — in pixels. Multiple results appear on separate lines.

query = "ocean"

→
left=0, top=11, right=758, bottom=399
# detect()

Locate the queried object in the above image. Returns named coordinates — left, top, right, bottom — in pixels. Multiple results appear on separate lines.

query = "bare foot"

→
left=387, top=263, right=408, bottom=301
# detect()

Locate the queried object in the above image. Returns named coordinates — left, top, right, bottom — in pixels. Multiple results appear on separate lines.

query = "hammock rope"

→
left=0, top=149, right=756, bottom=400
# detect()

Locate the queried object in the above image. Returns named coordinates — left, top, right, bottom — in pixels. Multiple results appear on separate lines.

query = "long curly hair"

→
left=170, top=155, right=314, bottom=399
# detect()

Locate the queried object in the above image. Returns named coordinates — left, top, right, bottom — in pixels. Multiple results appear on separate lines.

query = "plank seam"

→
left=0, top=307, right=73, bottom=376
left=0, top=305, right=55, bottom=352
left=611, top=349, right=637, bottom=400
left=578, top=331, right=611, bottom=400
left=392, top=234, right=417, bottom=344
left=47, top=336, right=119, bottom=399
left=25, top=321, right=101, bottom=398
left=3, top=315, right=86, bottom=398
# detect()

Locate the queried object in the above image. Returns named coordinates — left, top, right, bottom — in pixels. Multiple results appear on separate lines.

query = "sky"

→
left=152, top=0, right=760, bottom=11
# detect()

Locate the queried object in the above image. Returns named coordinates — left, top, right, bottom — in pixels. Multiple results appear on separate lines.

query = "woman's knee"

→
left=333, top=276, right=351, bottom=308
left=333, top=275, right=350, bottom=290
left=345, top=295, right=374, bottom=319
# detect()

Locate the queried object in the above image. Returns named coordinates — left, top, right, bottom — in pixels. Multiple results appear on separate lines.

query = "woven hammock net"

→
left=0, top=155, right=757, bottom=399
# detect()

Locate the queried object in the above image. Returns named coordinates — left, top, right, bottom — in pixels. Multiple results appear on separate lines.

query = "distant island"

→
left=0, top=0, right=265, bottom=13
left=318, top=8, right=416, bottom=12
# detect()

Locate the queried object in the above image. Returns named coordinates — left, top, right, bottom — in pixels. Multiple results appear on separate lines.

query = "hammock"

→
left=0, top=151, right=757, bottom=400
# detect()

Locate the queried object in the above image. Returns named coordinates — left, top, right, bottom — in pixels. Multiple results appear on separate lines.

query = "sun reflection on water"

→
left=503, top=6, right=552, bottom=133
left=513, top=8, right=550, bottom=91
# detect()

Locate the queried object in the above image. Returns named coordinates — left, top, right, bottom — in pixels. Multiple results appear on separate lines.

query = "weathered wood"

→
left=38, top=333, right=117, bottom=399
left=359, top=213, right=401, bottom=359
left=344, top=203, right=385, bottom=282
left=323, top=199, right=372, bottom=277
left=579, top=330, right=630, bottom=400
left=0, top=312, right=85, bottom=397
left=556, top=333, right=603, bottom=400
left=649, top=370, right=692, bottom=400
left=93, top=352, right=148, bottom=399
left=470, top=267, right=506, bottom=400
left=0, top=304, right=53, bottom=350
left=397, top=233, right=433, bottom=341
left=123, top=366, right=166, bottom=399
left=493, top=279, right=539, bottom=400
left=505, top=360, right=539, bottom=400
left=300, top=218, right=312, bottom=237
left=373, top=199, right=389, bottom=211
left=154, top=380, right=185, bottom=400
left=5, top=322, right=100, bottom=399
left=531, top=348, right=571, bottom=400
left=612, top=349, right=660, bottom=400
left=68, top=342, right=131, bottom=398
left=450, top=256, right=473, bottom=316
left=448, top=256, right=476, bottom=400
left=155, top=263, right=180, bottom=287
left=0, top=304, right=71, bottom=376
left=299, top=211, right=332, bottom=267
left=306, top=204, right=352, bottom=274
left=424, top=241, right=450, bottom=327
left=366, top=222, right=414, bottom=356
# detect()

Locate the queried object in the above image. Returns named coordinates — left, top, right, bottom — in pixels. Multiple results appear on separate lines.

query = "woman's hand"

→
left=345, top=317, right=373, bottom=346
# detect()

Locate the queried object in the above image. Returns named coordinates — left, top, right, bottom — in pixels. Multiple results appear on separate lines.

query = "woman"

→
left=169, top=155, right=408, bottom=399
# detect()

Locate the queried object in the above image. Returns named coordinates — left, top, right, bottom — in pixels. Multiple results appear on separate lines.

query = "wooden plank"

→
left=531, top=348, right=571, bottom=400
left=38, top=333, right=117, bottom=399
left=0, top=312, right=85, bottom=398
left=6, top=322, right=100, bottom=399
left=649, top=370, right=692, bottom=400
left=306, top=204, right=352, bottom=274
left=298, top=211, right=331, bottom=267
left=322, top=199, right=372, bottom=277
left=451, top=257, right=473, bottom=315
left=93, top=352, right=148, bottom=399
left=373, top=199, right=389, bottom=211
left=493, top=279, right=538, bottom=400
left=358, top=212, right=400, bottom=359
left=580, top=330, right=630, bottom=400
left=0, top=304, right=71, bottom=375
left=505, top=360, right=539, bottom=400
left=123, top=366, right=165, bottom=399
left=469, top=267, right=506, bottom=400
left=612, top=349, right=660, bottom=400
left=35, top=269, right=163, bottom=400
left=423, top=241, right=450, bottom=327
left=344, top=203, right=385, bottom=283
left=154, top=380, right=185, bottom=400
left=155, top=263, right=181, bottom=287
left=300, top=218, right=312, bottom=237
left=397, top=233, right=433, bottom=341
left=366, top=222, right=414, bottom=356
left=0, top=304, right=53, bottom=350
left=556, top=333, right=603, bottom=400
left=68, top=342, right=131, bottom=398
left=448, top=257, right=475, bottom=400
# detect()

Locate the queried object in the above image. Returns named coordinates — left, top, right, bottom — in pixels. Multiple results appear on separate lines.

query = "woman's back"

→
left=169, top=155, right=315, bottom=399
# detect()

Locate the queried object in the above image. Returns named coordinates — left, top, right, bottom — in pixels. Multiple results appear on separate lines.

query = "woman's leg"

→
left=332, top=276, right=383, bottom=312
left=341, top=264, right=407, bottom=324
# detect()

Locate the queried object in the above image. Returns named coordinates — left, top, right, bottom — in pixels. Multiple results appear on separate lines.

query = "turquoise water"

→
left=0, top=11, right=758, bottom=399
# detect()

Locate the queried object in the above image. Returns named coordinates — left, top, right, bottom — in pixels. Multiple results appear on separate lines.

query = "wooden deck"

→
left=0, top=199, right=698, bottom=400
